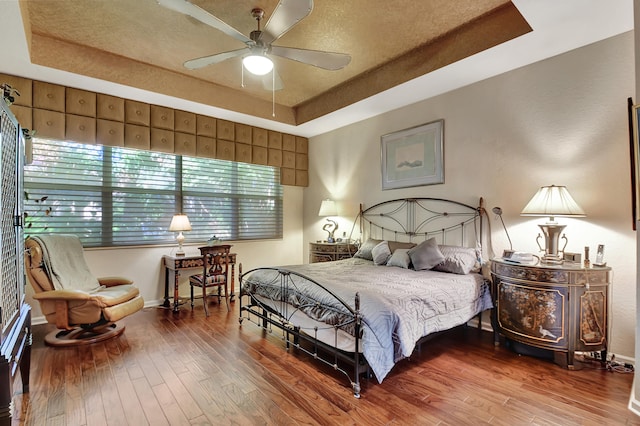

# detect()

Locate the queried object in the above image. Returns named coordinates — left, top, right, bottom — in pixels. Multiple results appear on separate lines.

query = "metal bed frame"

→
left=239, top=197, right=487, bottom=398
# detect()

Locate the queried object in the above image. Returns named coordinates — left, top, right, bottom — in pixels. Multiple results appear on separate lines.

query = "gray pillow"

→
left=386, top=248, right=411, bottom=269
left=387, top=241, right=416, bottom=253
left=407, top=238, right=445, bottom=270
left=371, top=241, right=392, bottom=265
left=353, top=239, right=382, bottom=261
left=433, top=245, right=481, bottom=275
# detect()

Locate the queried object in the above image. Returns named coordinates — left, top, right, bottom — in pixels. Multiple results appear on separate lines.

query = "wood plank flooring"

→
left=10, top=299, right=640, bottom=425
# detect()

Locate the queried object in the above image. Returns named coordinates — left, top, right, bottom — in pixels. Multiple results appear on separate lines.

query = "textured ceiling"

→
left=20, top=0, right=531, bottom=126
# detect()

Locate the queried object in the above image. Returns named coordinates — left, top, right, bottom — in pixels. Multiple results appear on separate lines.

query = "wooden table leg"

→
left=173, top=270, right=180, bottom=313
left=163, top=266, right=171, bottom=308
left=230, top=263, right=235, bottom=301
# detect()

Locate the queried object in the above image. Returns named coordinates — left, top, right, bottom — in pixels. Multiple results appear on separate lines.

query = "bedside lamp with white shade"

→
left=318, top=199, right=338, bottom=243
left=169, top=214, right=192, bottom=256
left=521, top=185, right=586, bottom=264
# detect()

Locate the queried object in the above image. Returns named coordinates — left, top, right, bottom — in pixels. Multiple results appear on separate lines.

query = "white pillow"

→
left=371, top=241, right=391, bottom=265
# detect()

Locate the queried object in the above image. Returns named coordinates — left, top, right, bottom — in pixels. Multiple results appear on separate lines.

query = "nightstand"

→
left=490, top=258, right=611, bottom=369
left=309, top=242, right=357, bottom=263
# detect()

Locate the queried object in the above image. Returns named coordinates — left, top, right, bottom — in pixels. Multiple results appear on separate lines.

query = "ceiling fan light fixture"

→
left=243, top=55, right=273, bottom=75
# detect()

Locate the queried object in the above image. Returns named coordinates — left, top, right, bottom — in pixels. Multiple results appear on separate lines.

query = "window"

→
left=24, top=138, right=283, bottom=247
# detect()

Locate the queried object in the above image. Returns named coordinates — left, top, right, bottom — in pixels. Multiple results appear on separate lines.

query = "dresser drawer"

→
left=309, top=242, right=356, bottom=263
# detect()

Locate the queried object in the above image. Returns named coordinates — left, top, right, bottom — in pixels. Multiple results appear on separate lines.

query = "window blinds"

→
left=24, top=139, right=283, bottom=247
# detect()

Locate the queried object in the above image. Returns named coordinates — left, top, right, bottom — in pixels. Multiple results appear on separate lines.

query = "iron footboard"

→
left=239, top=267, right=368, bottom=398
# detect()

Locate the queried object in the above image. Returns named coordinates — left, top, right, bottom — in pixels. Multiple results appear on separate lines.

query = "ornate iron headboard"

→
left=356, top=197, right=486, bottom=249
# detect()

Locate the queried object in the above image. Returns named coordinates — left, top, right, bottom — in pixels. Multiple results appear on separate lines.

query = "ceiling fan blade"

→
left=261, top=69, right=284, bottom=91
left=270, top=46, right=351, bottom=70
left=260, top=0, right=313, bottom=46
left=157, top=0, right=252, bottom=45
left=184, top=48, right=248, bottom=70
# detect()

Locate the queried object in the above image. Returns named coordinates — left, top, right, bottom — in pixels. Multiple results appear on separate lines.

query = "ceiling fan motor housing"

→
left=250, top=30, right=262, bottom=43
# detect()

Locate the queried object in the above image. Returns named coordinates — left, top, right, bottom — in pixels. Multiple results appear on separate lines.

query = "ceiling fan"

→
left=157, top=0, right=351, bottom=89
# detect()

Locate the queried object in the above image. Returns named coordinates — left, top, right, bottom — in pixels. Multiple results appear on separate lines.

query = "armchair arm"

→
left=33, top=289, right=93, bottom=301
left=98, top=277, right=134, bottom=287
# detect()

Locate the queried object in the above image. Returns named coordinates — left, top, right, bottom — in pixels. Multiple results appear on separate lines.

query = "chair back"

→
left=25, top=235, right=100, bottom=293
left=198, top=245, right=232, bottom=281
left=24, top=237, right=53, bottom=294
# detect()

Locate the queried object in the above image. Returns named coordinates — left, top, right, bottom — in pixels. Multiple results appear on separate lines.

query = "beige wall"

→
left=27, top=185, right=304, bottom=319
left=306, top=32, right=636, bottom=360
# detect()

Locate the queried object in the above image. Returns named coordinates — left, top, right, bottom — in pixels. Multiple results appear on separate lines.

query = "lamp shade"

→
left=318, top=199, right=337, bottom=217
left=521, top=185, right=586, bottom=219
left=169, top=214, right=192, bottom=231
left=243, top=55, right=273, bottom=75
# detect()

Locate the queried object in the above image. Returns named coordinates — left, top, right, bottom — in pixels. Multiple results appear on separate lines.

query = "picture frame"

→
left=631, top=101, right=640, bottom=225
left=381, top=119, right=444, bottom=190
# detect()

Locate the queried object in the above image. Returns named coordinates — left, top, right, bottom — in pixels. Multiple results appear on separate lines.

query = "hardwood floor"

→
left=10, top=300, right=640, bottom=425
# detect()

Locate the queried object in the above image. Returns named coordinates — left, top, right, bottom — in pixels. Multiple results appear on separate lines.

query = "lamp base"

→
left=322, top=219, right=338, bottom=244
left=176, top=232, right=186, bottom=256
left=536, top=223, right=568, bottom=265
left=540, top=254, right=564, bottom=265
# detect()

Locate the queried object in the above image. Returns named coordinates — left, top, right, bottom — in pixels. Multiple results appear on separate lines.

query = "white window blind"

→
left=24, top=138, right=283, bottom=247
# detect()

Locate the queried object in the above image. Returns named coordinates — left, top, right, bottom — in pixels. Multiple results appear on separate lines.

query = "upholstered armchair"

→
left=24, top=234, right=144, bottom=346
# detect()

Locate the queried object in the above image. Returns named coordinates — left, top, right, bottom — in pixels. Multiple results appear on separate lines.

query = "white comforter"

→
left=242, top=258, right=493, bottom=382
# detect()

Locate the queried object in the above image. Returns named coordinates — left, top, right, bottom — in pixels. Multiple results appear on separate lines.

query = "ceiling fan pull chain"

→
left=272, top=69, right=275, bottom=117
left=241, top=63, right=245, bottom=88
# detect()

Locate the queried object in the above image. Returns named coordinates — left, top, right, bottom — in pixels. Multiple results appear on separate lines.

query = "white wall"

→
left=305, top=32, right=636, bottom=360
left=27, top=185, right=304, bottom=320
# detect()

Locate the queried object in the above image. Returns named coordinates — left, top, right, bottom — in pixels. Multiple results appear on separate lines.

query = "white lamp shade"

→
left=243, top=55, right=274, bottom=75
left=318, top=199, right=338, bottom=217
left=521, top=185, right=586, bottom=218
left=169, top=214, right=192, bottom=231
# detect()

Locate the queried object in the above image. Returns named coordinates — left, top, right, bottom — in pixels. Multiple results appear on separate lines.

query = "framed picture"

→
left=632, top=101, right=640, bottom=225
left=381, top=119, right=444, bottom=190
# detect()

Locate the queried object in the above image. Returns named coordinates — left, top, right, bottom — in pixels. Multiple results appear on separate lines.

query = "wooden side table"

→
left=490, top=258, right=611, bottom=369
left=309, top=242, right=357, bottom=263
left=163, top=251, right=237, bottom=312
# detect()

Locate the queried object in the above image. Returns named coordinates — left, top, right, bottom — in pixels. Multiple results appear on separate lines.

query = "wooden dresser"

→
left=490, top=258, right=610, bottom=369
left=309, top=242, right=357, bottom=263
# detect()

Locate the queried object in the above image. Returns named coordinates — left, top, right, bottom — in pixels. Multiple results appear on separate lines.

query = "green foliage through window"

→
left=24, top=139, right=283, bottom=247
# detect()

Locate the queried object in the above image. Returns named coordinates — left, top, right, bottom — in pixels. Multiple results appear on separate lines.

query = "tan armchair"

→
left=24, top=234, right=144, bottom=346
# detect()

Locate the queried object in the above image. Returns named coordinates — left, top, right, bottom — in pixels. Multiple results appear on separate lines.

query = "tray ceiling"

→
left=20, top=0, right=531, bottom=126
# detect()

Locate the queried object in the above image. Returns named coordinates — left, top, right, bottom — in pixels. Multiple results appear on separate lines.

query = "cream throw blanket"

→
left=32, top=235, right=101, bottom=292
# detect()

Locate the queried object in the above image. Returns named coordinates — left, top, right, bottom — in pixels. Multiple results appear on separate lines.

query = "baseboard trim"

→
left=628, top=382, right=640, bottom=417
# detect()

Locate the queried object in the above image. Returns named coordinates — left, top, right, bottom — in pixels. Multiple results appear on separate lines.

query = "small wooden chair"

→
left=189, top=245, right=232, bottom=316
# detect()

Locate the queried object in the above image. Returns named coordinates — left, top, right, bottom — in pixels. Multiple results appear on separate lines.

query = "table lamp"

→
left=521, top=185, right=585, bottom=264
left=169, top=214, right=192, bottom=256
left=318, top=199, right=338, bottom=243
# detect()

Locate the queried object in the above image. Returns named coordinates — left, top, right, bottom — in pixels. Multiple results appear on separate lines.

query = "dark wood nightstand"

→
left=490, top=258, right=611, bottom=369
left=309, top=242, right=357, bottom=263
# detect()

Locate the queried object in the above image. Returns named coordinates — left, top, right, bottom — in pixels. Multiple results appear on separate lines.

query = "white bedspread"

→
left=242, top=258, right=493, bottom=383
